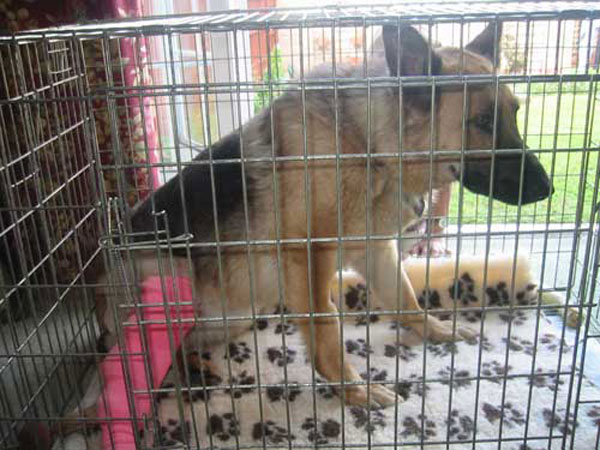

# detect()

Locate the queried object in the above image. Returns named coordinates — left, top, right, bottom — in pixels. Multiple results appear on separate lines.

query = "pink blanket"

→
left=98, top=276, right=195, bottom=448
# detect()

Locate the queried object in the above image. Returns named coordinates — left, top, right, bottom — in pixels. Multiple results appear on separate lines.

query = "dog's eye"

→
left=472, top=113, right=493, bottom=133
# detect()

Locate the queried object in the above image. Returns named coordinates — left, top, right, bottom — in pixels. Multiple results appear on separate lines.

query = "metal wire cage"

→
left=2, top=1, right=600, bottom=449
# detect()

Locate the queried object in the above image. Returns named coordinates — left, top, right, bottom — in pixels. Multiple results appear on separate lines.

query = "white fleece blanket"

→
left=54, top=255, right=600, bottom=449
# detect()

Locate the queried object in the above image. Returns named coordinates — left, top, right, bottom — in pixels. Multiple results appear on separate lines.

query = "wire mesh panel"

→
left=0, top=35, right=102, bottom=447
left=2, top=2, right=600, bottom=449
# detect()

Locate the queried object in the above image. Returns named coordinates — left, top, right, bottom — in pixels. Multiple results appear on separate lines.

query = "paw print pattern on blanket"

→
left=349, top=406, right=387, bottom=432
left=73, top=257, right=600, bottom=450
left=542, top=408, right=578, bottom=435
left=266, top=346, right=297, bottom=367
left=461, top=309, right=483, bottom=323
left=466, top=334, right=494, bottom=351
left=485, top=282, right=512, bottom=306
left=345, top=284, right=368, bottom=310
left=446, top=409, right=475, bottom=441
left=403, top=254, right=541, bottom=311
left=445, top=273, right=538, bottom=310
left=482, top=402, right=525, bottom=428
left=395, top=380, right=412, bottom=400
left=158, top=419, right=191, bottom=447
left=427, top=341, right=458, bottom=357
left=274, top=322, right=297, bottom=335
left=185, top=355, right=223, bottom=402
left=343, top=283, right=381, bottom=325
left=355, top=312, right=380, bottom=326
left=539, top=333, right=571, bottom=353
left=417, top=288, right=442, bottom=310
left=499, top=310, right=529, bottom=325
left=384, top=342, right=417, bottom=361
left=158, top=355, right=224, bottom=405
left=481, top=360, right=511, bottom=384
left=266, top=381, right=302, bottom=403
left=516, top=283, right=539, bottom=305
left=252, top=306, right=294, bottom=332
left=226, top=370, right=256, bottom=399
left=360, top=367, right=387, bottom=382
left=400, top=415, right=437, bottom=440
left=586, top=405, right=600, bottom=426
left=300, top=417, right=341, bottom=444
left=252, top=420, right=294, bottom=444
left=518, top=445, right=546, bottom=450
left=528, top=368, right=565, bottom=392
left=438, top=366, right=472, bottom=389
left=207, top=413, right=240, bottom=442
left=345, top=338, right=373, bottom=357
left=448, top=272, right=478, bottom=306
left=394, top=374, right=430, bottom=399
left=504, top=332, right=571, bottom=355
left=226, top=342, right=252, bottom=364
left=251, top=317, right=269, bottom=331
left=503, top=335, right=534, bottom=355
left=316, top=377, right=337, bottom=399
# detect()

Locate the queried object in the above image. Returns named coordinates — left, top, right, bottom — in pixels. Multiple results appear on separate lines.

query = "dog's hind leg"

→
left=286, top=246, right=398, bottom=408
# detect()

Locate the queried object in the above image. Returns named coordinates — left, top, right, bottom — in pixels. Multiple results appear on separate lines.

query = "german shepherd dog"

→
left=99, top=22, right=551, bottom=407
left=30, top=21, right=552, bottom=448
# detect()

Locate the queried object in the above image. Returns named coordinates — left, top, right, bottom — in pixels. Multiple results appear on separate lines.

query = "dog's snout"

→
left=523, top=153, right=553, bottom=203
left=461, top=151, right=553, bottom=206
left=524, top=178, right=552, bottom=203
left=538, top=175, right=553, bottom=198
left=536, top=190, right=550, bottom=201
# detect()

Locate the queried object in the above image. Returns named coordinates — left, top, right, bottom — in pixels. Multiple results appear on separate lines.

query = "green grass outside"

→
left=448, top=81, right=600, bottom=225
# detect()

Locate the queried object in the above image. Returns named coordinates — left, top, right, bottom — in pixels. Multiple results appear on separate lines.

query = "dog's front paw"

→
left=343, top=384, right=401, bottom=408
left=417, top=317, right=478, bottom=343
left=456, top=325, right=479, bottom=341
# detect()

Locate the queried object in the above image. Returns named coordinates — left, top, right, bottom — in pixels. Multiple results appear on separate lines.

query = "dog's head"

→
left=382, top=23, right=553, bottom=205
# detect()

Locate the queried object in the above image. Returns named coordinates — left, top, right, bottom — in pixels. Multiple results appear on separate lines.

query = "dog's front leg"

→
left=345, top=241, right=476, bottom=341
left=285, top=246, right=397, bottom=408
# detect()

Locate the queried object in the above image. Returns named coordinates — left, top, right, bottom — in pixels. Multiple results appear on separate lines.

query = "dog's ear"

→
left=466, top=22, right=502, bottom=67
left=382, top=25, right=441, bottom=77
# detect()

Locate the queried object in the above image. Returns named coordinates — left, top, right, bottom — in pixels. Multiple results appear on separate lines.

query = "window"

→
left=146, top=0, right=255, bottom=184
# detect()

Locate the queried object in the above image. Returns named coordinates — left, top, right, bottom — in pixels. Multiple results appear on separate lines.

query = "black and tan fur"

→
left=97, top=22, right=552, bottom=407
left=36, top=21, right=554, bottom=447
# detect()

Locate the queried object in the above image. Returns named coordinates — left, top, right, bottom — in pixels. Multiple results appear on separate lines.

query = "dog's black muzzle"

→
left=461, top=150, right=554, bottom=206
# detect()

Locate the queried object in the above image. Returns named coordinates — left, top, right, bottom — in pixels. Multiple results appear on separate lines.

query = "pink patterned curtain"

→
left=91, top=1, right=161, bottom=204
